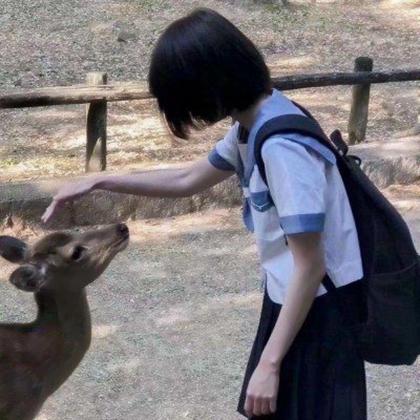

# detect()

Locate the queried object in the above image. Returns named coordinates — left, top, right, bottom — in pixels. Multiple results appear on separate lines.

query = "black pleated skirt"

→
left=237, top=280, right=367, bottom=420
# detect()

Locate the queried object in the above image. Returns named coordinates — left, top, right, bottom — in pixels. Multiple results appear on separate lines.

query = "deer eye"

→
left=71, top=246, right=86, bottom=261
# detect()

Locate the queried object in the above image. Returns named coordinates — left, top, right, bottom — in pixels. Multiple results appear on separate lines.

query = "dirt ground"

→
left=0, top=0, right=419, bottom=182
left=0, top=1, right=419, bottom=419
left=0, top=187, right=419, bottom=420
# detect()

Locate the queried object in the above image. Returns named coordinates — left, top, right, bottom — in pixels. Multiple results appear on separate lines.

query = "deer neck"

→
left=33, top=288, right=92, bottom=393
left=36, top=288, right=92, bottom=344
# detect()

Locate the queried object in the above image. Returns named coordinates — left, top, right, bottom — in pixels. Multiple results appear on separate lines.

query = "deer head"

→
left=0, top=224, right=129, bottom=293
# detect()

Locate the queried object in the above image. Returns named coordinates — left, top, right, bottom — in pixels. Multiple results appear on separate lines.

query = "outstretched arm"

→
left=42, top=157, right=233, bottom=223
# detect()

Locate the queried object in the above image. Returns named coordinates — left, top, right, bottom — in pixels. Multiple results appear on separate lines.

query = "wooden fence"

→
left=0, top=57, right=419, bottom=172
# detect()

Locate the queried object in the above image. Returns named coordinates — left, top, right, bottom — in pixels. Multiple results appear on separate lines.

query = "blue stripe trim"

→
left=208, top=149, right=235, bottom=171
left=243, top=198, right=254, bottom=232
left=280, top=213, right=325, bottom=234
left=282, top=135, right=336, bottom=165
left=250, top=191, right=274, bottom=212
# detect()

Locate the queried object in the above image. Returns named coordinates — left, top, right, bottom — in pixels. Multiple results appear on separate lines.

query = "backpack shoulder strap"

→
left=290, top=100, right=317, bottom=120
left=254, top=113, right=338, bottom=185
left=292, top=100, right=350, bottom=155
left=291, top=100, right=350, bottom=156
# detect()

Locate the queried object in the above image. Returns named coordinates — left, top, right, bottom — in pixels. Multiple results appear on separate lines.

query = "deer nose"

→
left=117, top=223, right=129, bottom=237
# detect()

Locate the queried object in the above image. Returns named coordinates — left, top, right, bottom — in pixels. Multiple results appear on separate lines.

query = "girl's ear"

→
left=9, top=265, right=44, bottom=293
left=0, top=236, right=28, bottom=263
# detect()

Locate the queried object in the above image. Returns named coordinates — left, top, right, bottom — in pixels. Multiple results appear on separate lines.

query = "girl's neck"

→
left=231, top=93, right=271, bottom=130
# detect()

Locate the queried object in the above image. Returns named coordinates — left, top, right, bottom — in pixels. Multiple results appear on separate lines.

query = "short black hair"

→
left=148, top=8, right=271, bottom=138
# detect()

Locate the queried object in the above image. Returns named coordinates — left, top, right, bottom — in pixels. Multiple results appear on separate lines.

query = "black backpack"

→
left=254, top=102, right=420, bottom=366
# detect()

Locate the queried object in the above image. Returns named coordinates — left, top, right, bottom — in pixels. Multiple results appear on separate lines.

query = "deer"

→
left=0, top=223, right=130, bottom=420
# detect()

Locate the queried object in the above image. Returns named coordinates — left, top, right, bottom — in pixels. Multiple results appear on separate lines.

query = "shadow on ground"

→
left=1, top=205, right=419, bottom=420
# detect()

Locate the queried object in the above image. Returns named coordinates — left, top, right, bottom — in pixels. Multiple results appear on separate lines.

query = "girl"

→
left=42, top=8, right=367, bottom=419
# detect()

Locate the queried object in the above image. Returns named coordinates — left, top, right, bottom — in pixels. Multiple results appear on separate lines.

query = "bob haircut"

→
left=148, top=8, right=271, bottom=139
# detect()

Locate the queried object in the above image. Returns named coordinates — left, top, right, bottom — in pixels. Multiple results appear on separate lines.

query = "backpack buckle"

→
left=330, top=130, right=349, bottom=156
left=348, top=155, right=362, bottom=166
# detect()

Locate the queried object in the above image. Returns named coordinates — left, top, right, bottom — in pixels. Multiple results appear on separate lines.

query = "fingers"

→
left=41, top=200, right=60, bottom=224
left=244, top=394, right=254, bottom=418
left=261, top=399, right=271, bottom=416
left=41, top=180, right=92, bottom=223
left=269, top=396, right=277, bottom=414
left=253, top=397, right=262, bottom=417
left=41, top=203, right=55, bottom=224
left=244, top=394, right=277, bottom=418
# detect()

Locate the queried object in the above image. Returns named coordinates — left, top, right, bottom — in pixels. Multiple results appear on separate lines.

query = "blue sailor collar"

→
left=241, top=89, right=336, bottom=187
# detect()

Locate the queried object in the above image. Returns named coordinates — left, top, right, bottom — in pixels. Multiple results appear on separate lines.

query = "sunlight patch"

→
left=92, top=324, right=120, bottom=338
left=155, top=307, right=191, bottom=326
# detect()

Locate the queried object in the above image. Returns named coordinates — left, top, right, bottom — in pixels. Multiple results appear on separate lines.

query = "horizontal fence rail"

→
left=0, top=69, right=419, bottom=109
left=273, top=69, right=419, bottom=90
left=0, top=59, right=419, bottom=172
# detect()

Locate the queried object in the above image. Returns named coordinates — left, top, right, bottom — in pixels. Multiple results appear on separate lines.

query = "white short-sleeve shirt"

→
left=209, top=108, right=363, bottom=304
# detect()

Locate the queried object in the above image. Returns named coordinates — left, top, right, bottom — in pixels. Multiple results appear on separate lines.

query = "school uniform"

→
left=208, top=89, right=367, bottom=419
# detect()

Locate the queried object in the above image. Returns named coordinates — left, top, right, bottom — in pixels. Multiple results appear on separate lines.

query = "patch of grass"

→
left=0, top=157, right=19, bottom=168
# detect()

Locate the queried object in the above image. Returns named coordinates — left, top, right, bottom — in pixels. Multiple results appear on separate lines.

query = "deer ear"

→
left=0, top=236, right=28, bottom=263
left=9, top=265, right=44, bottom=292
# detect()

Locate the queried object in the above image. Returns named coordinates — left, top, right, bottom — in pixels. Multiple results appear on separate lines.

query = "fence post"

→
left=412, top=114, right=420, bottom=136
left=348, top=57, right=373, bottom=145
left=86, top=72, right=107, bottom=172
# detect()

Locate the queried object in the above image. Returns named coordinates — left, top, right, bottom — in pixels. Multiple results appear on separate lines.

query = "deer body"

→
left=0, top=224, right=129, bottom=420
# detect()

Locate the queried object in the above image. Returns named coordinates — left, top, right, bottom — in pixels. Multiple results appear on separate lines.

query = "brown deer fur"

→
left=0, top=224, right=129, bottom=420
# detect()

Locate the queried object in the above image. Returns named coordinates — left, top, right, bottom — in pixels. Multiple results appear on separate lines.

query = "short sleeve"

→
left=208, top=123, right=238, bottom=172
left=261, top=137, right=327, bottom=235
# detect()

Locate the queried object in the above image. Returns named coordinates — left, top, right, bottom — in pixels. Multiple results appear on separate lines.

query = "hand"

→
left=41, top=178, right=97, bottom=223
left=244, top=361, right=280, bottom=418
